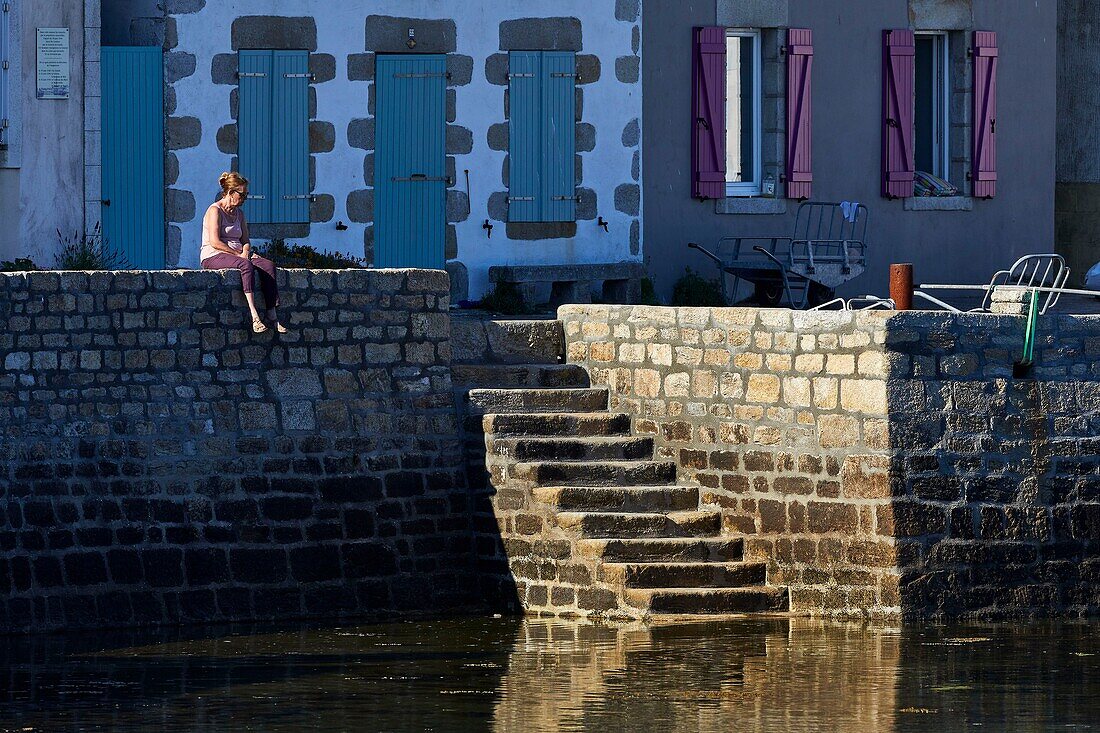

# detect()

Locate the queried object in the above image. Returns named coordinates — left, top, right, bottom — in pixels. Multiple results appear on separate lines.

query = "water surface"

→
left=1, top=616, right=1097, bottom=732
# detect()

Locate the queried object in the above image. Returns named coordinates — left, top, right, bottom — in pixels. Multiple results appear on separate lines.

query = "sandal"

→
left=275, top=322, right=289, bottom=334
left=252, top=317, right=268, bottom=334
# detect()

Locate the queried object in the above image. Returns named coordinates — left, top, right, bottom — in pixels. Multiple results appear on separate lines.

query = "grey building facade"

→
left=643, top=0, right=1056, bottom=301
left=1057, top=0, right=1100, bottom=287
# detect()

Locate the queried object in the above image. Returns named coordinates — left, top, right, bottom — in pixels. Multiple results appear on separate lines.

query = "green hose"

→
left=1020, top=289, right=1039, bottom=367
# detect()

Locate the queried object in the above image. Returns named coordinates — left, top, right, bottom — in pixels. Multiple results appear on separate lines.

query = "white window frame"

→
left=724, top=28, right=762, bottom=198
left=914, top=31, right=950, bottom=180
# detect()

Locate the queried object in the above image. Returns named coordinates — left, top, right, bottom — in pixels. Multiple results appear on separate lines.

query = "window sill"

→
left=715, top=197, right=788, bottom=215
left=903, top=196, right=973, bottom=211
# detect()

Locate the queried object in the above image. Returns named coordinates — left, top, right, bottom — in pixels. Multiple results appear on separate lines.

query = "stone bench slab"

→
left=488, top=262, right=645, bottom=307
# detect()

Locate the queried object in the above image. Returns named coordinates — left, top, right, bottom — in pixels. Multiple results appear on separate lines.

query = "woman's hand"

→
left=241, top=243, right=252, bottom=259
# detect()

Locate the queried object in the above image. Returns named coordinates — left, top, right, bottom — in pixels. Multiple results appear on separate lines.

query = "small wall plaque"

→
left=36, top=27, right=70, bottom=99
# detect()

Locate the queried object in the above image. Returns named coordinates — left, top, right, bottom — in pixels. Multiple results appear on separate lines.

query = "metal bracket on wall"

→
left=392, top=174, right=452, bottom=184
left=283, top=73, right=315, bottom=80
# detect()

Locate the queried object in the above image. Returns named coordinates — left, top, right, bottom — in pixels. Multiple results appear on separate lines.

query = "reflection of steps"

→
left=458, top=314, right=789, bottom=618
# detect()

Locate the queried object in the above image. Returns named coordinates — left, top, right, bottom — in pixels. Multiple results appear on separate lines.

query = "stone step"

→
left=599, top=561, right=768, bottom=589
left=625, top=587, right=790, bottom=615
left=510, top=460, right=678, bottom=487
left=532, top=485, right=701, bottom=512
left=488, top=436, right=654, bottom=462
left=452, top=317, right=564, bottom=365
left=554, top=510, right=721, bottom=539
left=467, top=388, right=609, bottom=415
left=452, top=363, right=590, bottom=390
left=576, top=538, right=744, bottom=563
left=482, top=412, right=633, bottom=438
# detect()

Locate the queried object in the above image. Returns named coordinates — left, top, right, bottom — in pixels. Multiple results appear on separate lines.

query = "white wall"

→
left=170, top=0, right=642, bottom=299
left=0, top=0, right=23, bottom=261
left=15, top=0, right=93, bottom=267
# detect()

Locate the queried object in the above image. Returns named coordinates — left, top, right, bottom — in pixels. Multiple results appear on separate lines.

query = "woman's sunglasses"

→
left=231, top=189, right=248, bottom=200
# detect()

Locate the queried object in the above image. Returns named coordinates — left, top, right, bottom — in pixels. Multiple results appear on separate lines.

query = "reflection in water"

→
left=0, top=617, right=1097, bottom=732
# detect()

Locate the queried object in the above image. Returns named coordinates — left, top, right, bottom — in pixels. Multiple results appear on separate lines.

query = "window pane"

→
left=914, top=34, right=947, bottom=180
left=914, top=37, right=936, bottom=174
left=725, top=34, right=756, bottom=184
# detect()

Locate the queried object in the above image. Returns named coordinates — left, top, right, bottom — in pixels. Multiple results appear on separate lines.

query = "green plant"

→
left=670, top=268, right=725, bottom=307
left=0, top=258, right=40, bottom=272
left=55, top=223, right=131, bottom=270
left=254, top=238, right=365, bottom=269
left=639, top=276, right=661, bottom=306
left=477, top=281, right=531, bottom=315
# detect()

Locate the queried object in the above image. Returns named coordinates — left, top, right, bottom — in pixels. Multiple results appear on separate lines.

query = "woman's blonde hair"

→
left=218, top=171, right=249, bottom=198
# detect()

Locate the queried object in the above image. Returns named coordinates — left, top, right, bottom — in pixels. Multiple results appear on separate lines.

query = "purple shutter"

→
left=882, top=29, right=915, bottom=199
left=786, top=29, right=813, bottom=200
left=972, top=31, right=998, bottom=198
left=692, top=27, right=726, bottom=199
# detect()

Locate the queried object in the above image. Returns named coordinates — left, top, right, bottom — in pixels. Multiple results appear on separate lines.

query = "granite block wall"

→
left=560, top=305, right=1100, bottom=619
left=0, top=268, right=474, bottom=632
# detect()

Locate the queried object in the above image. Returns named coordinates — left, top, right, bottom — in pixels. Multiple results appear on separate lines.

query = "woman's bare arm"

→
left=203, top=206, right=245, bottom=256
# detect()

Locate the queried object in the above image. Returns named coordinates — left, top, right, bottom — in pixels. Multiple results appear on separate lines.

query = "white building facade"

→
left=161, top=1, right=643, bottom=300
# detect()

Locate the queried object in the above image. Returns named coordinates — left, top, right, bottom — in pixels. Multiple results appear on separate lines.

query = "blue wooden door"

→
left=101, top=46, right=165, bottom=269
left=375, top=55, right=446, bottom=269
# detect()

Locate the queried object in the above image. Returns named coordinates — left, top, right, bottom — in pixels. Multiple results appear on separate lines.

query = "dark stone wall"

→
left=0, top=269, right=478, bottom=632
left=884, top=311, right=1100, bottom=619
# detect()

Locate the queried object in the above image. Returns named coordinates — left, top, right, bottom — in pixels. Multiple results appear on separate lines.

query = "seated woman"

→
left=200, top=171, right=287, bottom=334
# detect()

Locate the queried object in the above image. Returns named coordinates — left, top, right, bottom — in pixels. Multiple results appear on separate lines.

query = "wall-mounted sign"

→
left=36, top=27, right=70, bottom=99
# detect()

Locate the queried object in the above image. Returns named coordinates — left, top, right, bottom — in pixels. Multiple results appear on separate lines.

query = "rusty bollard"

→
left=890, top=263, right=914, bottom=311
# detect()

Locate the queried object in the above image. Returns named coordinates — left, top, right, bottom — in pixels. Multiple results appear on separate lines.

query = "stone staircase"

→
left=453, top=313, right=789, bottom=618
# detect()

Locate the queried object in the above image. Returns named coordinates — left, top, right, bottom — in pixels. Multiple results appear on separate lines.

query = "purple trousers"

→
left=202, top=253, right=279, bottom=308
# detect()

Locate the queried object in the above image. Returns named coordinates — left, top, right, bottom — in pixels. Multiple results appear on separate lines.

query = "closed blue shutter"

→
left=375, top=54, right=447, bottom=269
left=508, top=52, right=541, bottom=223
left=271, top=50, right=310, bottom=223
left=102, top=47, right=165, bottom=269
left=540, top=52, right=577, bottom=222
left=238, top=50, right=273, bottom=222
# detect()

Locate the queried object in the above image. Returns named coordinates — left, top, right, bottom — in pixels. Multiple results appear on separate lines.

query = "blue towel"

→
left=840, top=201, right=861, bottom=223
left=1086, top=261, right=1100, bottom=290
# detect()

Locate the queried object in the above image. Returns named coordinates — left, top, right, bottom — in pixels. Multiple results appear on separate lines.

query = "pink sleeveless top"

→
left=200, top=204, right=245, bottom=263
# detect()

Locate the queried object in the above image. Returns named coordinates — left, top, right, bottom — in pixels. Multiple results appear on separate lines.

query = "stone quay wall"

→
left=560, top=305, right=1100, bottom=619
left=0, top=269, right=473, bottom=633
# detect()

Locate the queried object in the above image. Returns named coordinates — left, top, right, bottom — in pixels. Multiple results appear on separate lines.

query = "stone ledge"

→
left=490, top=262, right=644, bottom=283
left=903, top=196, right=973, bottom=212
left=715, top=197, right=788, bottom=215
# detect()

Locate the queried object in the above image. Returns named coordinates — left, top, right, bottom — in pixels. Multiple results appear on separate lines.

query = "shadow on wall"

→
left=883, top=312, right=1100, bottom=618
left=0, top=268, right=520, bottom=633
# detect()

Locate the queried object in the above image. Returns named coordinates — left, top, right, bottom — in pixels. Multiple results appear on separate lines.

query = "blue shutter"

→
left=102, top=47, right=165, bottom=269
left=540, top=51, right=577, bottom=222
left=271, top=50, right=310, bottom=223
left=375, top=55, right=447, bottom=269
left=238, top=50, right=273, bottom=222
left=508, top=52, right=541, bottom=223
